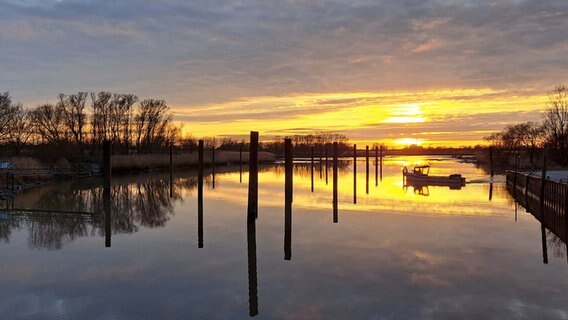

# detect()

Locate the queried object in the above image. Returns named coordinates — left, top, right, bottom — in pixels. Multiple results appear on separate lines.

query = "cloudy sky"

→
left=1, top=0, right=567, bottom=146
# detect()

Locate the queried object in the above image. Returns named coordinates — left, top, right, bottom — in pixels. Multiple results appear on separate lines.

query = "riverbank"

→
left=0, top=151, right=276, bottom=199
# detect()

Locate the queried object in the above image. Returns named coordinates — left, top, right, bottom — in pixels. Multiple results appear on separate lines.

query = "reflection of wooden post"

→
left=248, top=132, right=259, bottom=221
left=239, top=145, right=243, bottom=183
left=365, top=145, right=369, bottom=194
left=310, top=146, right=314, bottom=192
left=103, top=140, right=112, bottom=248
left=489, top=183, right=493, bottom=201
left=489, top=146, right=494, bottom=178
left=247, top=216, right=259, bottom=317
left=198, top=140, right=204, bottom=248
left=375, top=146, right=378, bottom=186
left=353, top=144, right=357, bottom=204
left=284, top=138, right=293, bottom=260
left=541, top=224, right=548, bottom=264
left=333, top=142, right=338, bottom=223
left=212, top=147, right=216, bottom=189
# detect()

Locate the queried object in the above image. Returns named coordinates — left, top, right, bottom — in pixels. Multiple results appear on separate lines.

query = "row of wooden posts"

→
left=101, top=134, right=382, bottom=317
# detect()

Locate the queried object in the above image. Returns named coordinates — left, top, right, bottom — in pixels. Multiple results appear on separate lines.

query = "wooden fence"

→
left=506, top=171, right=568, bottom=243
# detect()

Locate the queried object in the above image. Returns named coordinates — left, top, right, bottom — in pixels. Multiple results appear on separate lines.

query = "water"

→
left=1, top=156, right=567, bottom=319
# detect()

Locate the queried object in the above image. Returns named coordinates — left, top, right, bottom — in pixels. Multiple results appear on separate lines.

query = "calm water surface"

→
left=1, top=156, right=567, bottom=319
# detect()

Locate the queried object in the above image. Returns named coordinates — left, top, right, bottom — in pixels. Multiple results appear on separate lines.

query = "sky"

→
left=1, top=0, right=567, bottom=146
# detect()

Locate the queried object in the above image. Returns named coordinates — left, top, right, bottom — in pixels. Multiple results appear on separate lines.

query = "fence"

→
left=506, top=171, right=568, bottom=242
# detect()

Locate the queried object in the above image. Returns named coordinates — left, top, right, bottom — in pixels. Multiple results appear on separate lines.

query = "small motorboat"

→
left=403, top=165, right=465, bottom=188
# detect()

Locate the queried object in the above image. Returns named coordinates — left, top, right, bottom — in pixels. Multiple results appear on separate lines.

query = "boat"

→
left=402, top=165, right=465, bottom=188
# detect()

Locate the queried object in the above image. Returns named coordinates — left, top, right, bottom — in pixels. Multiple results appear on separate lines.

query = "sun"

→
left=394, top=138, right=424, bottom=146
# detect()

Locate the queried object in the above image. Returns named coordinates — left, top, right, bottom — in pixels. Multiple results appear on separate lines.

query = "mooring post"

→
left=375, top=146, right=378, bottom=186
left=379, top=145, right=384, bottom=181
left=319, top=146, right=323, bottom=179
left=333, top=142, right=338, bottom=223
left=103, top=140, right=112, bottom=248
left=365, top=145, right=369, bottom=194
left=489, top=146, right=494, bottom=178
left=169, top=140, right=174, bottom=198
left=248, top=131, right=259, bottom=221
left=284, top=138, right=293, bottom=260
left=198, top=140, right=204, bottom=248
left=325, top=145, right=329, bottom=185
left=540, top=148, right=547, bottom=222
left=310, top=146, right=314, bottom=192
left=353, top=144, right=357, bottom=204
left=239, top=145, right=243, bottom=183
left=212, top=147, right=216, bottom=189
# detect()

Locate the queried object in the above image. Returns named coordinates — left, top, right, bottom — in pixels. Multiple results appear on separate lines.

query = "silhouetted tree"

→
left=543, top=85, right=568, bottom=164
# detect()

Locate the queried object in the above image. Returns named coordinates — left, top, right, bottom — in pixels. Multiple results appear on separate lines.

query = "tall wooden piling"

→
left=365, top=145, right=369, bottom=194
left=489, top=146, right=494, bottom=178
left=169, top=140, right=173, bottom=198
left=325, top=145, right=329, bottom=185
left=375, top=146, right=378, bottom=186
left=239, top=145, right=243, bottom=183
left=198, top=140, right=204, bottom=248
left=540, top=148, right=547, bottom=222
left=333, top=142, right=338, bottom=223
left=248, top=132, right=259, bottom=221
left=103, top=140, right=112, bottom=248
left=284, top=138, right=293, bottom=260
left=319, top=146, right=323, bottom=179
left=212, top=147, right=216, bottom=189
left=311, top=146, right=314, bottom=192
left=353, top=144, right=357, bottom=204
left=379, top=145, right=383, bottom=181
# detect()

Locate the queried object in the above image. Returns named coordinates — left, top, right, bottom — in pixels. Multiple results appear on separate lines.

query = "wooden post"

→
left=198, top=140, right=204, bottom=248
left=248, top=132, right=259, bottom=221
left=169, top=140, right=173, bottom=198
left=319, top=146, right=323, bottom=179
left=310, top=146, right=314, bottom=192
left=103, top=140, right=112, bottom=191
left=540, top=148, right=547, bottom=222
left=333, top=142, right=338, bottom=223
left=375, top=146, right=378, bottom=186
left=239, top=145, right=243, bottom=183
left=284, top=138, right=293, bottom=260
left=489, top=146, right=494, bottom=178
left=103, top=140, right=112, bottom=248
left=353, top=144, right=357, bottom=204
left=212, top=147, right=216, bottom=189
left=325, top=145, right=329, bottom=185
left=513, top=153, right=519, bottom=197
left=365, top=145, right=369, bottom=194
left=379, top=145, right=383, bottom=181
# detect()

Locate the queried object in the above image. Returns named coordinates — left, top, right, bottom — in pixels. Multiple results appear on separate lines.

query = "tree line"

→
left=485, top=85, right=568, bottom=166
left=0, top=91, right=178, bottom=157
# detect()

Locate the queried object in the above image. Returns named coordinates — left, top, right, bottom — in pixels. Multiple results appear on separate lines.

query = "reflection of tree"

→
left=2, top=171, right=201, bottom=250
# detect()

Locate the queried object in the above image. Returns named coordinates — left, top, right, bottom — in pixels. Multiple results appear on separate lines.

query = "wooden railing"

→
left=506, top=171, right=568, bottom=243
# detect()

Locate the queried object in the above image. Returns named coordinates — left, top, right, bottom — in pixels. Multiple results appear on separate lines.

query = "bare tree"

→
left=7, top=103, right=33, bottom=154
left=30, top=103, right=66, bottom=144
left=58, top=92, right=88, bottom=144
left=543, top=85, right=568, bottom=164
left=0, top=92, right=18, bottom=142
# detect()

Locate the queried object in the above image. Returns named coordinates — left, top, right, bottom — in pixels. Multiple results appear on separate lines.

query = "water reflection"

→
left=1, top=156, right=568, bottom=319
